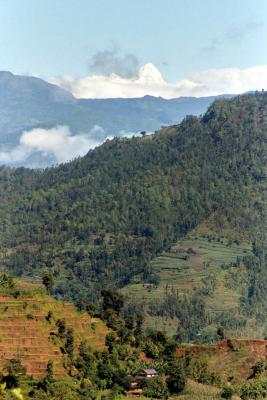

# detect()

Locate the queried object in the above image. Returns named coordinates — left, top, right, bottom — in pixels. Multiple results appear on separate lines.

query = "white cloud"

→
left=0, top=125, right=142, bottom=167
left=20, top=126, right=103, bottom=161
left=0, top=125, right=106, bottom=167
left=49, top=63, right=267, bottom=99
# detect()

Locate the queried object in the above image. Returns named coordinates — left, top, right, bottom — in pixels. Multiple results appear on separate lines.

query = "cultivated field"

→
left=122, top=233, right=252, bottom=336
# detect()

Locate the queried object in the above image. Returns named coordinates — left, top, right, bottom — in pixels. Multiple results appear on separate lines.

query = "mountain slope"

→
left=0, top=91, right=266, bottom=338
left=0, top=71, right=75, bottom=146
left=0, top=71, right=232, bottom=167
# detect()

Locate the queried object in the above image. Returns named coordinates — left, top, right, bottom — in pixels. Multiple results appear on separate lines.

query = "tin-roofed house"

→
left=140, top=368, right=158, bottom=378
left=128, top=368, right=158, bottom=396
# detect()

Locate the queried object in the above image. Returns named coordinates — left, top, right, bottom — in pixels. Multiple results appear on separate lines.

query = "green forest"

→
left=0, top=91, right=267, bottom=341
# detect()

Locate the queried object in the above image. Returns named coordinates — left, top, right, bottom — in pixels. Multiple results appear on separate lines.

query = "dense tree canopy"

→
left=0, top=92, right=266, bottom=338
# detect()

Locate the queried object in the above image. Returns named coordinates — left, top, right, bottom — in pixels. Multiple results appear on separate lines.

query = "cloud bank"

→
left=0, top=125, right=108, bottom=167
left=49, top=63, right=267, bottom=99
left=0, top=125, right=142, bottom=168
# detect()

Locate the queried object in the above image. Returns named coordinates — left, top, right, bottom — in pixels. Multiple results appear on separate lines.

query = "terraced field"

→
left=186, top=339, right=267, bottom=384
left=0, top=280, right=109, bottom=378
left=122, top=234, right=252, bottom=335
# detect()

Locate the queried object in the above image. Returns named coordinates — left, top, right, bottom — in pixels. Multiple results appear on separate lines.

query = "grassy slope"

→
left=122, top=232, right=252, bottom=336
left=185, top=338, right=267, bottom=384
left=0, top=279, right=109, bottom=379
left=174, top=379, right=224, bottom=400
left=117, top=381, right=227, bottom=400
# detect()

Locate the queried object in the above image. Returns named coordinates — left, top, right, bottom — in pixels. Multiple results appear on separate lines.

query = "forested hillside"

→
left=0, top=91, right=266, bottom=340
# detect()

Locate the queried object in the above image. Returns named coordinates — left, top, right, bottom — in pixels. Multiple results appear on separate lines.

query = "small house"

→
left=127, top=368, right=158, bottom=396
left=140, top=368, right=157, bottom=378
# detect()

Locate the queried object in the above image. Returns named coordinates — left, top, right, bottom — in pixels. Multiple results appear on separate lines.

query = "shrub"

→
left=221, top=385, right=235, bottom=399
left=56, top=319, right=66, bottom=338
left=65, top=328, right=74, bottom=358
left=42, top=272, right=54, bottom=294
left=240, top=380, right=267, bottom=399
left=46, top=310, right=53, bottom=323
left=167, top=361, right=186, bottom=394
left=3, top=359, right=26, bottom=389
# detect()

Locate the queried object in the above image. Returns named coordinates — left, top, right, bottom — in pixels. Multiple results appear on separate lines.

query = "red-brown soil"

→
left=0, top=286, right=109, bottom=379
left=179, top=339, right=267, bottom=382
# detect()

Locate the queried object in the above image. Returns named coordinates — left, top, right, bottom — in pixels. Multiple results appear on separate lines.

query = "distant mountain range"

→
left=0, top=71, right=234, bottom=167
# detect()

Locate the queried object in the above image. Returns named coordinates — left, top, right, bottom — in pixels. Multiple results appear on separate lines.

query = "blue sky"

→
left=0, top=0, right=266, bottom=97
